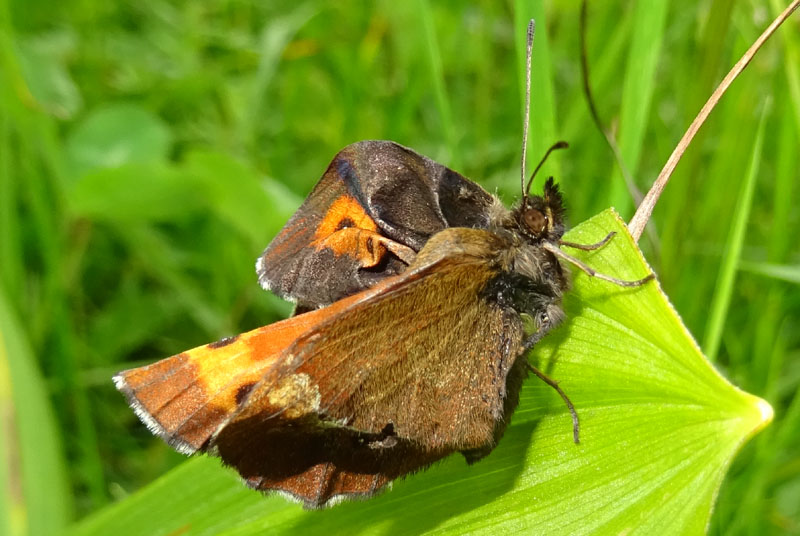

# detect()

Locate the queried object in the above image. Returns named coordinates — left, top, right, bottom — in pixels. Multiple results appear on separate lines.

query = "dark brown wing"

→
left=257, top=141, right=495, bottom=309
left=214, top=228, right=527, bottom=507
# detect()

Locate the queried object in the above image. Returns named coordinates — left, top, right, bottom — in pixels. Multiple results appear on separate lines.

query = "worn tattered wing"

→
left=214, top=227, right=529, bottom=507
left=257, top=140, right=494, bottom=309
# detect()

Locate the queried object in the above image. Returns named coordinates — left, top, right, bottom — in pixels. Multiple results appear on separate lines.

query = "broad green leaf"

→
left=70, top=209, right=770, bottom=536
left=65, top=104, right=172, bottom=181
left=67, top=163, right=205, bottom=223
left=183, top=151, right=300, bottom=247
left=67, top=151, right=302, bottom=232
left=17, top=30, right=83, bottom=120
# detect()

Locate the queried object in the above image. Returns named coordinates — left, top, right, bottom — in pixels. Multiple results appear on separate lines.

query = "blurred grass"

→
left=0, top=0, right=798, bottom=534
left=703, top=103, right=768, bottom=362
left=607, top=0, right=668, bottom=216
left=1, top=282, right=71, bottom=534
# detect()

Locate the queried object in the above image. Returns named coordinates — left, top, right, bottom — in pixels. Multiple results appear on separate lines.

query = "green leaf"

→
left=1, top=286, right=72, bottom=536
left=65, top=104, right=172, bottom=181
left=183, top=151, right=300, bottom=247
left=531, top=209, right=771, bottom=534
left=70, top=209, right=770, bottom=535
left=67, top=163, right=205, bottom=223
left=16, top=30, right=83, bottom=120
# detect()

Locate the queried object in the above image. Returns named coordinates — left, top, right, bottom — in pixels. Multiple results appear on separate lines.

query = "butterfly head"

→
left=515, top=177, right=565, bottom=243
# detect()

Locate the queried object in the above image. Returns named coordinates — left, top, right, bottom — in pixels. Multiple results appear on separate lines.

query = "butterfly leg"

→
left=560, top=231, right=615, bottom=251
left=542, top=241, right=654, bottom=287
left=521, top=322, right=580, bottom=444
left=525, top=362, right=580, bottom=445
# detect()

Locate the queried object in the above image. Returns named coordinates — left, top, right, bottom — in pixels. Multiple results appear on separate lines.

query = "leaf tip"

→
left=738, top=393, right=774, bottom=440
left=754, top=396, right=774, bottom=428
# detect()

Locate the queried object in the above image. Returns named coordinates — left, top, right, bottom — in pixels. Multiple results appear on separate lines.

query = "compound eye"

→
left=523, top=207, right=547, bottom=235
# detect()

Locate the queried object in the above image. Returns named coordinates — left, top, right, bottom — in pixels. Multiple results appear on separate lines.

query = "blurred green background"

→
left=1, top=0, right=798, bottom=534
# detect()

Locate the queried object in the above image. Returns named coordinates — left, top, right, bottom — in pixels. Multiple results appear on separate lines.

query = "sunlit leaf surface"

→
left=71, top=209, right=771, bottom=536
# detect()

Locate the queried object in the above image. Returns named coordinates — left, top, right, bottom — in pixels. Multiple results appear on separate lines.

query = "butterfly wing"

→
left=112, top=290, right=383, bottom=455
left=214, top=227, right=529, bottom=507
left=257, top=140, right=495, bottom=309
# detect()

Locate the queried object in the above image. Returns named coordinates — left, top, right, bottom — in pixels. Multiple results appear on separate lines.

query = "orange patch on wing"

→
left=189, top=283, right=394, bottom=417
left=310, top=195, right=389, bottom=266
left=314, top=195, right=378, bottom=237
left=115, top=309, right=327, bottom=451
left=115, top=282, right=396, bottom=452
left=313, top=228, right=388, bottom=267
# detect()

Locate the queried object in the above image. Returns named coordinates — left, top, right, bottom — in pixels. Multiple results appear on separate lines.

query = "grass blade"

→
left=702, top=105, right=769, bottom=361
left=513, top=0, right=558, bottom=182
left=607, top=0, right=669, bottom=217
left=416, top=0, right=459, bottom=167
left=0, top=286, right=72, bottom=536
left=738, top=262, right=800, bottom=285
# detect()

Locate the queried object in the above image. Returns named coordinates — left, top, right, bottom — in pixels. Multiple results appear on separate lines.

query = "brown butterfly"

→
left=114, top=21, right=653, bottom=508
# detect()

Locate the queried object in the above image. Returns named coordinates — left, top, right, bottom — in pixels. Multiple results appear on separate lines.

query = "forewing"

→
left=257, top=141, right=494, bottom=308
left=215, top=228, right=526, bottom=507
left=113, top=297, right=368, bottom=455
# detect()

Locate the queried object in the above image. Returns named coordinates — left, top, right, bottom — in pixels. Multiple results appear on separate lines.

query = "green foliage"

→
left=1, top=0, right=798, bottom=534
left=0, top=287, right=71, bottom=536
left=68, top=211, right=771, bottom=535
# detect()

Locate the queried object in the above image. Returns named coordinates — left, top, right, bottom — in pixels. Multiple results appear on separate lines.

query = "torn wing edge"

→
left=113, top=372, right=199, bottom=456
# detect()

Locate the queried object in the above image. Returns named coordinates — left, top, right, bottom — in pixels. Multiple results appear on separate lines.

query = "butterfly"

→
left=114, top=21, right=653, bottom=509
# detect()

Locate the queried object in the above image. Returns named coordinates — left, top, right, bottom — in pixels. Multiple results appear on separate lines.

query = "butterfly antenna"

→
left=525, top=140, right=569, bottom=195
left=520, top=19, right=535, bottom=200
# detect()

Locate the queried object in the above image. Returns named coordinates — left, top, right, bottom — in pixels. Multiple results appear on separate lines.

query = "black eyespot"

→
left=336, top=217, right=355, bottom=231
left=523, top=207, right=547, bottom=235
